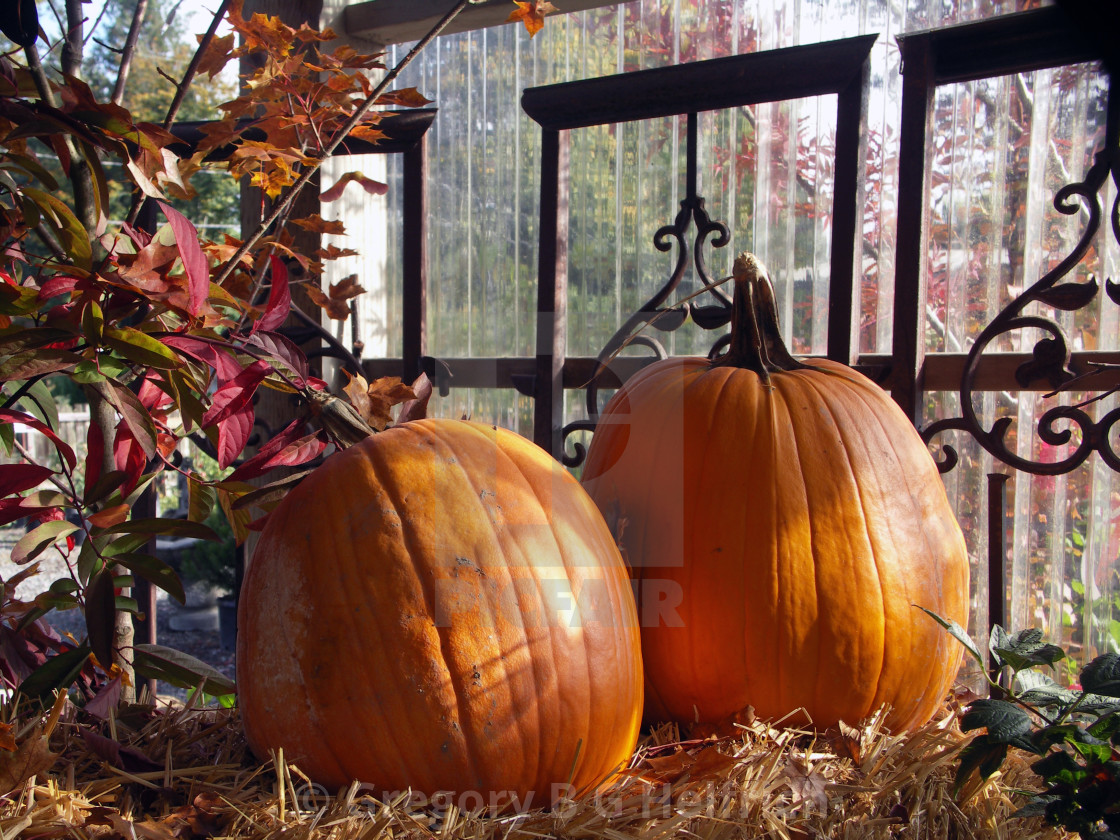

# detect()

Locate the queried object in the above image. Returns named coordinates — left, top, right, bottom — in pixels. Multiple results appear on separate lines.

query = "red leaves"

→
left=0, top=409, right=77, bottom=470
left=253, top=255, right=290, bottom=333
left=0, top=463, right=55, bottom=496
left=202, top=360, right=271, bottom=428
left=202, top=360, right=271, bottom=468
left=157, top=201, right=209, bottom=317
left=227, top=417, right=325, bottom=482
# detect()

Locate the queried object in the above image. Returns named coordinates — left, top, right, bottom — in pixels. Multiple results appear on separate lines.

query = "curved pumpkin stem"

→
left=714, top=252, right=808, bottom=386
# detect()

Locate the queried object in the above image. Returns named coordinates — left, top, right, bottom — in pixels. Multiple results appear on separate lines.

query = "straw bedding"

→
left=0, top=691, right=1067, bottom=840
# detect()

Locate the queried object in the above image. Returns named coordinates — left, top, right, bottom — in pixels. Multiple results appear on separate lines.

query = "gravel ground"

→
left=1, top=528, right=236, bottom=701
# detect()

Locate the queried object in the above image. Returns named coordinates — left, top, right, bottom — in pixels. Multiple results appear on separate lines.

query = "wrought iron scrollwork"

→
left=922, top=89, right=1120, bottom=476
left=561, top=111, right=734, bottom=467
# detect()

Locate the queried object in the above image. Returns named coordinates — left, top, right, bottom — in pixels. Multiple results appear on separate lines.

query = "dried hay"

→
left=0, top=691, right=1069, bottom=840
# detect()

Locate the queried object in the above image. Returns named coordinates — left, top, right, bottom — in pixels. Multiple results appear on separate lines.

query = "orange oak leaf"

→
left=507, top=0, right=558, bottom=37
left=197, top=32, right=235, bottom=78
left=341, top=371, right=371, bottom=424
left=316, top=245, right=359, bottom=261
left=347, top=126, right=386, bottom=144
left=289, top=214, right=346, bottom=235
left=306, top=274, right=366, bottom=320
left=340, top=373, right=414, bottom=431
left=375, top=88, right=434, bottom=108
left=365, top=376, right=416, bottom=431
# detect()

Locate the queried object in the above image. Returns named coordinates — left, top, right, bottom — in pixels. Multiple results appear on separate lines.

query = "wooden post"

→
left=891, top=33, right=935, bottom=424
left=533, top=128, right=569, bottom=459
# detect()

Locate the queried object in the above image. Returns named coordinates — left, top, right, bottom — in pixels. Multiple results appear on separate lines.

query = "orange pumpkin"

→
left=238, top=418, right=643, bottom=806
left=581, top=253, right=969, bottom=732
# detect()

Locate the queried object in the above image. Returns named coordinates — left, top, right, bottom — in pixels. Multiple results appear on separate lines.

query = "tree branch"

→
left=61, top=0, right=84, bottom=77
left=111, top=0, right=150, bottom=106
left=162, top=0, right=231, bottom=131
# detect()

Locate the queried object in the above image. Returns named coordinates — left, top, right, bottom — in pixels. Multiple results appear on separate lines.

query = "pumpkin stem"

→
left=714, top=252, right=807, bottom=384
left=306, top=388, right=378, bottom=448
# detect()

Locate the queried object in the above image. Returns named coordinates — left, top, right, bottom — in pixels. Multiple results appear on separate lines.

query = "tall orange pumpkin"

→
left=581, top=253, right=969, bottom=732
left=238, top=418, right=643, bottom=806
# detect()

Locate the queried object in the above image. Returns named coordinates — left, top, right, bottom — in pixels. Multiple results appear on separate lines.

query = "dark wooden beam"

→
left=827, top=41, right=871, bottom=366
left=362, top=350, right=1120, bottom=396
left=402, top=133, right=428, bottom=382
left=891, top=33, right=935, bottom=424
left=343, top=0, right=618, bottom=46
left=897, top=5, right=1100, bottom=85
left=522, top=35, right=878, bottom=131
left=533, top=129, right=569, bottom=458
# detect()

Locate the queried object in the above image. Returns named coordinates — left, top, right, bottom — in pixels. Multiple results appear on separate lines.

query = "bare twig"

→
left=22, top=42, right=58, bottom=107
left=111, top=0, right=150, bottom=106
left=33, top=222, right=68, bottom=261
left=212, top=0, right=477, bottom=289
left=12, top=440, right=69, bottom=495
left=161, top=0, right=232, bottom=131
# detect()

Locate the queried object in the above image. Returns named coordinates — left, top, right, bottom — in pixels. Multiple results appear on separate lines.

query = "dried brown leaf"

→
left=0, top=732, right=55, bottom=793
left=342, top=371, right=371, bottom=424
left=366, top=376, right=415, bottom=431
left=782, top=757, right=829, bottom=811
left=306, top=275, right=366, bottom=320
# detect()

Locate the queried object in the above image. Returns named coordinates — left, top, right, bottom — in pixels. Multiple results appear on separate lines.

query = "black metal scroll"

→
left=921, top=81, right=1120, bottom=476
left=560, top=112, right=734, bottom=467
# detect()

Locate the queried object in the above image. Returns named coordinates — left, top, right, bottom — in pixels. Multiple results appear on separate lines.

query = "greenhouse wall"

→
left=320, top=0, right=1118, bottom=680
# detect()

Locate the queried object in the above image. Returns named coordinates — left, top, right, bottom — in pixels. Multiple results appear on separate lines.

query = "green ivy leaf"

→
left=1033, top=722, right=1082, bottom=752
left=961, top=698, right=1033, bottom=744
left=1033, top=749, right=1088, bottom=785
left=989, top=624, right=1011, bottom=670
left=916, top=606, right=986, bottom=671
left=1082, top=654, right=1120, bottom=698
left=993, top=628, right=1065, bottom=673
left=1011, top=795, right=1060, bottom=820
left=1088, top=713, right=1120, bottom=742
left=954, top=734, right=1008, bottom=794
left=1069, top=739, right=1112, bottom=764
